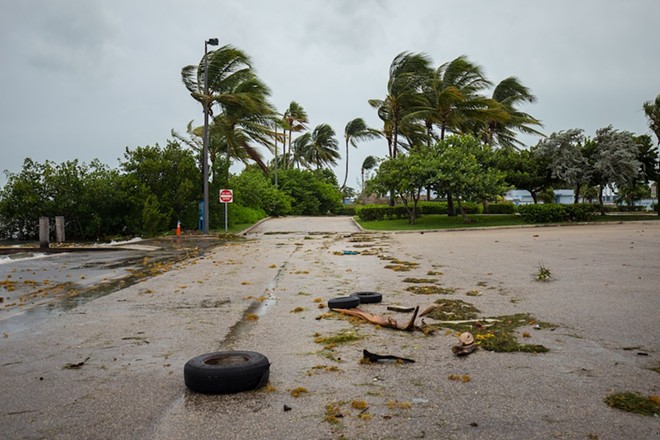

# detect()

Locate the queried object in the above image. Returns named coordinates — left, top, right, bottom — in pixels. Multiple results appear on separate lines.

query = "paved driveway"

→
left=245, top=215, right=361, bottom=234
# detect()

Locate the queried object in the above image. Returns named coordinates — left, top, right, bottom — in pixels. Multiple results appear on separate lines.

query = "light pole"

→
left=202, top=37, right=219, bottom=234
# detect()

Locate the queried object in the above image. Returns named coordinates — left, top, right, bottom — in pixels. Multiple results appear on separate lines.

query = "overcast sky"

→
left=1, top=0, right=658, bottom=189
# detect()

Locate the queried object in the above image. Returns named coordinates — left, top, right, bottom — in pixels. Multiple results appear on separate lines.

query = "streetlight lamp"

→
left=202, top=37, right=219, bottom=234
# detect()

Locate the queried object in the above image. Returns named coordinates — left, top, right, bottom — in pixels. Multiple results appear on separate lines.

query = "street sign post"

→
left=219, top=189, right=233, bottom=232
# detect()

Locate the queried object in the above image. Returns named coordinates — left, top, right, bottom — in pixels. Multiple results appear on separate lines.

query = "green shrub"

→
left=419, top=201, right=448, bottom=215
left=277, top=169, right=343, bottom=215
left=228, top=204, right=267, bottom=226
left=458, top=201, right=480, bottom=214
left=485, top=202, right=516, bottom=214
left=518, top=203, right=597, bottom=223
left=564, top=203, right=597, bottom=221
left=518, top=204, right=566, bottom=223
left=340, top=205, right=356, bottom=216
left=356, top=204, right=415, bottom=221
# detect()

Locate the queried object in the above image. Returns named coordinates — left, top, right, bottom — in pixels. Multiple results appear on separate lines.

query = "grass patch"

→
left=314, top=330, right=362, bottom=350
left=324, top=402, right=344, bottom=424
left=605, top=392, right=660, bottom=416
left=357, top=214, right=524, bottom=231
left=290, top=387, right=309, bottom=398
left=426, top=301, right=550, bottom=353
left=425, top=299, right=480, bottom=320
left=403, top=277, right=438, bottom=284
left=406, top=285, right=456, bottom=295
left=357, top=213, right=660, bottom=231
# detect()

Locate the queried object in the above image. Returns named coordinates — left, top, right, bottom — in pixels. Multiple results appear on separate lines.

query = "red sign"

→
left=219, top=189, right=233, bottom=203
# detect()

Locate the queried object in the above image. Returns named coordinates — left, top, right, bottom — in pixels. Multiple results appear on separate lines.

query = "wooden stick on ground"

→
left=333, top=306, right=420, bottom=332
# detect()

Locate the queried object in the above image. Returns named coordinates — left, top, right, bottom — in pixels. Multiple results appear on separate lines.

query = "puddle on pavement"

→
left=0, top=237, right=223, bottom=335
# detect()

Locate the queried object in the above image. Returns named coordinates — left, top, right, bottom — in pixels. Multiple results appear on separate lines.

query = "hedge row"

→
left=356, top=205, right=412, bottom=221
left=355, top=201, right=515, bottom=221
left=517, top=203, right=597, bottom=223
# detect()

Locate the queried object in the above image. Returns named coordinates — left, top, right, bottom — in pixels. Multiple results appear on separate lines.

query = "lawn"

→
left=356, top=213, right=660, bottom=231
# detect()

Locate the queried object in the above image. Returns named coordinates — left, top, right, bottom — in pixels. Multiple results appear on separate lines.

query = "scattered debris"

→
left=605, top=391, right=660, bottom=416
left=332, top=306, right=419, bottom=331
left=452, top=332, right=478, bottom=357
left=535, top=261, right=555, bottom=281
left=403, top=278, right=439, bottom=284
left=406, top=285, right=456, bottom=295
left=283, top=404, right=292, bottom=411
left=290, top=387, right=308, bottom=398
left=362, top=349, right=415, bottom=364
left=63, top=357, right=90, bottom=370
left=448, top=374, right=471, bottom=383
left=387, top=305, right=416, bottom=313
left=459, top=332, right=474, bottom=345
left=452, top=344, right=478, bottom=356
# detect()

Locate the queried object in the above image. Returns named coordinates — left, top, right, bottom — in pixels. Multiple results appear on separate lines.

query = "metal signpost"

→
left=219, top=189, right=233, bottom=232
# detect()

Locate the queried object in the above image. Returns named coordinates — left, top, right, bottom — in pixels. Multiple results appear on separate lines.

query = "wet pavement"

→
left=0, top=217, right=658, bottom=440
left=0, top=236, right=223, bottom=333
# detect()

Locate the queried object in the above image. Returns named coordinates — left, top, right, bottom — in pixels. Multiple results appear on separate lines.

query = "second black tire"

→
left=350, top=291, right=383, bottom=304
left=328, top=296, right=360, bottom=309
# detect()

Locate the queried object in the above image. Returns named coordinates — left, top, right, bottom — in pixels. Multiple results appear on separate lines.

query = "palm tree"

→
left=481, top=76, right=544, bottom=149
left=293, top=124, right=340, bottom=170
left=369, top=52, right=432, bottom=158
left=643, top=94, right=660, bottom=215
left=360, top=155, right=378, bottom=192
left=181, top=44, right=276, bottom=181
left=283, top=101, right=309, bottom=168
left=643, top=95, right=660, bottom=144
left=341, top=118, right=381, bottom=190
left=416, top=55, right=495, bottom=141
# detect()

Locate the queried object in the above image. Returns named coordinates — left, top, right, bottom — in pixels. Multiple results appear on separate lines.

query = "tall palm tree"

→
left=481, top=76, right=544, bottom=149
left=283, top=101, right=309, bottom=168
left=341, top=118, right=381, bottom=189
left=213, top=73, right=277, bottom=178
left=293, top=124, right=340, bottom=170
left=643, top=94, right=660, bottom=215
left=369, top=52, right=431, bottom=158
left=415, top=55, right=495, bottom=141
left=181, top=44, right=276, bottom=180
left=643, top=95, right=660, bottom=145
left=360, top=155, right=378, bottom=192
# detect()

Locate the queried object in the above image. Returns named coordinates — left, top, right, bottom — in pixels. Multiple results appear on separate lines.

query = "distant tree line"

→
left=0, top=142, right=342, bottom=240
left=1, top=41, right=658, bottom=238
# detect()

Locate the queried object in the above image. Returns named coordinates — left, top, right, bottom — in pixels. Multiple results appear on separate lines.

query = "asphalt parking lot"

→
left=1, top=217, right=658, bottom=439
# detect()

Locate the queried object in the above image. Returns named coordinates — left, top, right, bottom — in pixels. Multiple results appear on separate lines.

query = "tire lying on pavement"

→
left=328, top=296, right=361, bottom=310
left=350, top=291, right=383, bottom=304
left=184, top=351, right=270, bottom=394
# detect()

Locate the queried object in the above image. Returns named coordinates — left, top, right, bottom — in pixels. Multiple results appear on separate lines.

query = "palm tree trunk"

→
left=341, top=139, right=349, bottom=189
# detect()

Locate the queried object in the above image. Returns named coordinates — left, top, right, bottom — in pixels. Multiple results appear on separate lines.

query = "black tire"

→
left=328, top=296, right=360, bottom=310
left=184, top=351, right=270, bottom=394
left=350, top=291, right=383, bottom=304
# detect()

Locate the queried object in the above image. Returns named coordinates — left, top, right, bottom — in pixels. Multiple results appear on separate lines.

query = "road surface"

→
left=1, top=217, right=658, bottom=439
